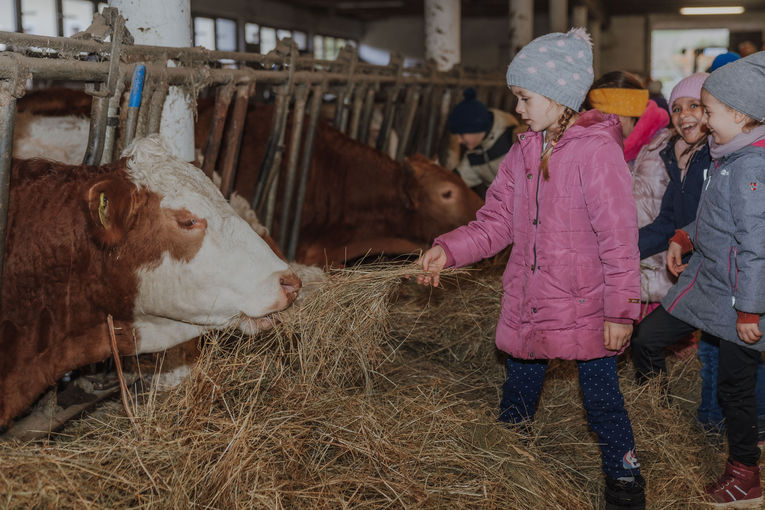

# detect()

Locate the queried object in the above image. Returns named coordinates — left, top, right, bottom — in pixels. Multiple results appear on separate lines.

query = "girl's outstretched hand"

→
left=604, top=321, right=633, bottom=351
left=416, top=245, right=447, bottom=287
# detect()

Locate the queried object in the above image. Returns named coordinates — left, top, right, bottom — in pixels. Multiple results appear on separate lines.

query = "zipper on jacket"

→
left=531, top=162, right=542, bottom=272
left=668, top=159, right=720, bottom=312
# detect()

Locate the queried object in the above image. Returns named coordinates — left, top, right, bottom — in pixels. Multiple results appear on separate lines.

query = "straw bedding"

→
left=0, top=258, right=735, bottom=509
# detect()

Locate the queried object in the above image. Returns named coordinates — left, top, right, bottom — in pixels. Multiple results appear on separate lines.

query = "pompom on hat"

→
left=506, top=27, right=594, bottom=111
left=668, top=72, right=708, bottom=110
left=447, top=88, right=492, bottom=134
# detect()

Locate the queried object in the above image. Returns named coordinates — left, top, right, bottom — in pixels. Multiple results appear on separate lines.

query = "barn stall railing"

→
left=0, top=10, right=508, bottom=280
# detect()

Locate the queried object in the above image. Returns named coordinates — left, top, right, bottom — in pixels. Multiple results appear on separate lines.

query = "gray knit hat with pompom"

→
left=506, top=28, right=594, bottom=111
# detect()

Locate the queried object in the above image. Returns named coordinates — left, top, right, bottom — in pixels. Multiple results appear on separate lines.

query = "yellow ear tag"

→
left=98, top=192, right=109, bottom=228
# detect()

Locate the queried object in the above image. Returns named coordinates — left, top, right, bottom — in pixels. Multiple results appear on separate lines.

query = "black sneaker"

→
left=605, top=474, right=646, bottom=510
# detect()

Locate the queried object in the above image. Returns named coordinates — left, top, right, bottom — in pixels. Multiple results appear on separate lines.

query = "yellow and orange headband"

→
left=588, top=88, right=649, bottom=117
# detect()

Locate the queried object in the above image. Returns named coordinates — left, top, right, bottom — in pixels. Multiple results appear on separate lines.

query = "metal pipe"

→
left=357, top=84, right=376, bottom=147
left=395, top=86, right=420, bottom=161
left=421, top=85, right=441, bottom=156
left=277, top=82, right=309, bottom=248
left=81, top=12, right=125, bottom=166
left=135, top=77, right=155, bottom=139
left=123, top=64, right=146, bottom=149
left=0, top=54, right=505, bottom=89
left=0, top=86, right=17, bottom=288
left=147, top=73, right=169, bottom=135
left=218, top=81, right=255, bottom=199
left=100, top=74, right=127, bottom=164
left=347, top=82, right=366, bottom=140
left=252, top=83, right=289, bottom=215
left=262, top=84, right=292, bottom=232
left=82, top=92, right=109, bottom=165
left=376, top=83, right=401, bottom=154
left=201, top=82, right=235, bottom=179
left=286, top=82, right=324, bottom=262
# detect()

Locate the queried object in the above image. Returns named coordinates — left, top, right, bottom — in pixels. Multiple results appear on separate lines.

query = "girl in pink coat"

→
left=417, top=28, right=643, bottom=510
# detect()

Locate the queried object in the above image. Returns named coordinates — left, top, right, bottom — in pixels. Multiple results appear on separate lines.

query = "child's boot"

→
left=705, top=460, right=762, bottom=508
left=604, top=474, right=645, bottom=510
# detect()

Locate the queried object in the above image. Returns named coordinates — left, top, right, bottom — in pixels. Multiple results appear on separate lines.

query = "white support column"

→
left=109, top=0, right=195, bottom=161
left=572, top=5, right=588, bottom=29
left=424, top=0, right=461, bottom=71
left=509, top=0, right=533, bottom=58
left=590, top=18, right=601, bottom=78
left=549, top=0, right=568, bottom=33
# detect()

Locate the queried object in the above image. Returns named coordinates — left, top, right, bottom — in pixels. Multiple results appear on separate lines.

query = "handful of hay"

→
left=0, top=261, right=727, bottom=508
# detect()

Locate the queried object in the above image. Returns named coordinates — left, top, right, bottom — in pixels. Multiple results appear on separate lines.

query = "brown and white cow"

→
left=196, top=103, right=484, bottom=267
left=13, top=90, right=483, bottom=267
left=0, top=136, right=301, bottom=426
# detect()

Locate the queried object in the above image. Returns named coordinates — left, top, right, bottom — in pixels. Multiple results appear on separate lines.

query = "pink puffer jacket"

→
left=435, top=110, right=640, bottom=361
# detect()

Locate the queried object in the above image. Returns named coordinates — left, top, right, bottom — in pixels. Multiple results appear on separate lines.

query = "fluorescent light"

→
left=680, top=6, right=745, bottom=15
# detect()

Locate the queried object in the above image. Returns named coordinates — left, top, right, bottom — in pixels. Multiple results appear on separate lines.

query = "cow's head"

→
left=402, top=154, right=484, bottom=241
left=88, top=137, right=300, bottom=352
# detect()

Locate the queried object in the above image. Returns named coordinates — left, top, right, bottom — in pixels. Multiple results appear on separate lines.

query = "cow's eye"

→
left=442, top=190, right=453, bottom=199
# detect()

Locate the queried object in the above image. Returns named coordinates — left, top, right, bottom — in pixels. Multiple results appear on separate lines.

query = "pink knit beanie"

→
left=668, top=72, right=708, bottom=110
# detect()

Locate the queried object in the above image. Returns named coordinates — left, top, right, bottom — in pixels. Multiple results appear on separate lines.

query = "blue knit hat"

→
left=448, top=88, right=492, bottom=134
left=708, top=51, right=740, bottom=72
left=506, top=27, right=594, bottom=111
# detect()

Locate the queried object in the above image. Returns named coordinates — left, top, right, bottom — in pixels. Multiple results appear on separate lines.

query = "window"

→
left=260, top=26, right=276, bottom=54
left=314, top=35, right=352, bottom=60
left=292, top=30, right=307, bottom=51
left=62, top=0, right=95, bottom=37
left=216, top=18, right=236, bottom=52
left=245, top=22, right=259, bottom=45
left=193, top=17, right=215, bottom=50
left=0, top=0, right=16, bottom=32
left=21, top=0, right=57, bottom=36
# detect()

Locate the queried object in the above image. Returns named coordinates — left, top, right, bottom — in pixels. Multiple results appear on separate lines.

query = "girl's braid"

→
left=540, top=107, right=577, bottom=180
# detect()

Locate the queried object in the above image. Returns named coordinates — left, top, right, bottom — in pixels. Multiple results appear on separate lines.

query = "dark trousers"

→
left=499, top=355, right=640, bottom=479
left=631, top=305, right=703, bottom=379
left=719, top=338, right=761, bottom=465
left=632, top=305, right=761, bottom=465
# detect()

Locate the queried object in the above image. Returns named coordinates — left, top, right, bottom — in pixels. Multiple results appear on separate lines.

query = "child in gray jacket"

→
left=663, top=51, right=765, bottom=508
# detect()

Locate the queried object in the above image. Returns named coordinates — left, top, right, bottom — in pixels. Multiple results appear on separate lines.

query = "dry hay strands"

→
left=0, top=259, right=728, bottom=509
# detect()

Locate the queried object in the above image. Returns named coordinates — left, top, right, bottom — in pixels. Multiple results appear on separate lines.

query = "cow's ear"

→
left=86, top=178, right=137, bottom=246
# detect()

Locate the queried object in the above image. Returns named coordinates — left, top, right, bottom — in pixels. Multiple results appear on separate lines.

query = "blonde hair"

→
left=539, top=107, right=577, bottom=180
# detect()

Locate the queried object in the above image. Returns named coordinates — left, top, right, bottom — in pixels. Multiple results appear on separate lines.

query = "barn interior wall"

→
left=600, top=16, right=648, bottom=77
left=190, top=0, right=364, bottom=40
left=361, top=15, right=550, bottom=70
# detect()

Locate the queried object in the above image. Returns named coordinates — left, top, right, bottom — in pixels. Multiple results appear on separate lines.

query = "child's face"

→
left=671, top=97, right=707, bottom=145
left=511, top=86, right=565, bottom=133
left=456, top=132, right=486, bottom=151
left=701, top=89, right=747, bottom=145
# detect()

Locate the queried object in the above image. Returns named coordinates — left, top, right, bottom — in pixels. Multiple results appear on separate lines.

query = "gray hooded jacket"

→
left=662, top=126, right=765, bottom=348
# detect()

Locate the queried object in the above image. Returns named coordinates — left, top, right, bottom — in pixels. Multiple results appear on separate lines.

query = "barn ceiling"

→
left=278, top=0, right=765, bottom=21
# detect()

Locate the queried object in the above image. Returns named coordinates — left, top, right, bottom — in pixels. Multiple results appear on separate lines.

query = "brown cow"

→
left=196, top=103, right=484, bottom=266
left=0, top=137, right=301, bottom=427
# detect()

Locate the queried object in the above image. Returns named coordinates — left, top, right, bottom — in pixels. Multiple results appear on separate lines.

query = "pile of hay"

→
left=0, top=259, right=728, bottom=508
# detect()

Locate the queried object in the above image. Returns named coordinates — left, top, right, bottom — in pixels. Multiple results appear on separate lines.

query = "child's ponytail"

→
left=539, top=107, right=577, bottom=180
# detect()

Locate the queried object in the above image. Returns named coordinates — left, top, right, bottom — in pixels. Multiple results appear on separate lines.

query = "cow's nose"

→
left=280, top=271, right=302, bottom=304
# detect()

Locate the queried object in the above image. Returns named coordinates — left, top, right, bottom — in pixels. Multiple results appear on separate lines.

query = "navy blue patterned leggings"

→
left=499, top=355, right=641, bottom=479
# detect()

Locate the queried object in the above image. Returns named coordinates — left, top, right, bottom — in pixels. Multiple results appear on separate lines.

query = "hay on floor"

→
left=0, top=259, right=729, bottom=509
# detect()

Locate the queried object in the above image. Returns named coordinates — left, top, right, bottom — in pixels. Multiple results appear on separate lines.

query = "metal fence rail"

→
left=0, top=9, right=510, bottom=283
